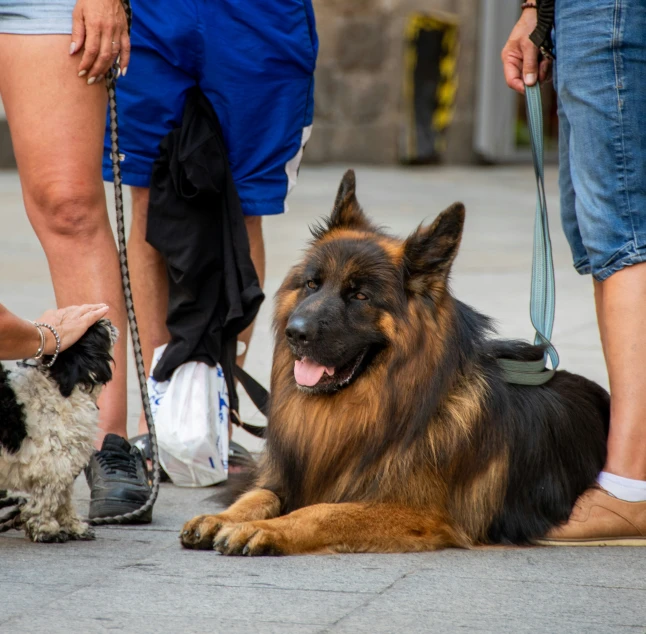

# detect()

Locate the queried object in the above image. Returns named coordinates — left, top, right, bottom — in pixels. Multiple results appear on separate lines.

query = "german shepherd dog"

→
left=181, top=170, right=609, bottom=555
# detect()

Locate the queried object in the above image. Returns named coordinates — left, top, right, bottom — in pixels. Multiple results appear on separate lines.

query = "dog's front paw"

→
left=181, top=514, right=231, bottom=550
left=24, top=518, right=67, bottom=544
left=65, top=522, right=96, bottom=541
left=30, top=530, right=70, bottom=544
left=213, top=521, right=287, bottom=556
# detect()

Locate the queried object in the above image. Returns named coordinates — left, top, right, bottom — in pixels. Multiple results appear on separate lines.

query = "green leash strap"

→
left=498, top=83, right=559, bottom=386
left=497, top=358, right=554, bottom=386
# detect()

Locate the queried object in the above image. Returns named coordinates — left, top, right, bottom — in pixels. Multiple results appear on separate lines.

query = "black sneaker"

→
left=85, top=434, right=153, bottom=524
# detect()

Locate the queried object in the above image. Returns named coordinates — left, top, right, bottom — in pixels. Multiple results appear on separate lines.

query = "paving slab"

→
left=1, top=166, right=644, bottom=634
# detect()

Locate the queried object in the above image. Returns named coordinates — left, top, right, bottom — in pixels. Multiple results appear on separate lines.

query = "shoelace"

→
left=96, top=449, right=139, bottom=479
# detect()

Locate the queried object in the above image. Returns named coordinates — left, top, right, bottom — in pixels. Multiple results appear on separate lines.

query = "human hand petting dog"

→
left=70, top=0, right=130, bottom=85
left=35, top=304, right=111, bottom=354
left=0, top=303, right=109, bottom=361
left=501, top=6, right=551, bottom=94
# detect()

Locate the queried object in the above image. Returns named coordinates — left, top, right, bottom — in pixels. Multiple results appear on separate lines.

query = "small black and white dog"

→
left=0, top=319, right=117, bottom=542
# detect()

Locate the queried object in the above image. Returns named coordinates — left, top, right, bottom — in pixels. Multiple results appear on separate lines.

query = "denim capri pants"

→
left=554, top=0, right=646, bottom=281
left=0, top=1, right=74, bottom=34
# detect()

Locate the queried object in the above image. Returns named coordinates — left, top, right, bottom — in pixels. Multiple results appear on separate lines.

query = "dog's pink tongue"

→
left=294, top=358, right=335, bottom=387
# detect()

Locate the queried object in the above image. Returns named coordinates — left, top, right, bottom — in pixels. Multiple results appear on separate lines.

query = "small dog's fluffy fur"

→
left=0, top=319, right=117, bottom=542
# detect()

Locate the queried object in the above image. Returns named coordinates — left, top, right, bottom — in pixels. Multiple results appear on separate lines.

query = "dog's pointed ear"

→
left=403, top=202, right=465, bottom=298
left=311, top=170, right=374, bottom=240
left=331, top=169, right=366, bottom=227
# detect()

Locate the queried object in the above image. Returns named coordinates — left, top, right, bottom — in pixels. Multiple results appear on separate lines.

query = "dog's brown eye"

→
left=354, top=292, right=368, bottom=301
left=306, top=280, right=318, bottom=290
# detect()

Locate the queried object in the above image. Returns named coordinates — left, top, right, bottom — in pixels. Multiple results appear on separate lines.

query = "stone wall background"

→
left=305, top=0, right=480, bottom=165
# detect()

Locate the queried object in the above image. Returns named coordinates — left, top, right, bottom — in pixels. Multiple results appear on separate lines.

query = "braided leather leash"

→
left=1, top=0, right=160, bottom=533
left=0, top=494, right=25, bottom=532
left=90, top=0, right=161, bottom=526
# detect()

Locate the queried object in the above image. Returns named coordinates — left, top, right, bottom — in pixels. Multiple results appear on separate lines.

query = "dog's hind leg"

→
left=55, top=487, right=95, bottom=541
left=181, top=488, right=281, bottom=550
left=214, top=502, right=470, bottom=556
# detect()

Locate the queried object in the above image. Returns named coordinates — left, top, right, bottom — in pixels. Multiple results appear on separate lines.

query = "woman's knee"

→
left=27, top=181, right=107, bottom=240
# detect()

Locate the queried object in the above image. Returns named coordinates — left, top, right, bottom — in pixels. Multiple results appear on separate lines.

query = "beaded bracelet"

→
left=34, top=322, right=61, bottom=368
left=29, top=321, right=46, bottom=360
left=521, top=2, right=537, bottom=8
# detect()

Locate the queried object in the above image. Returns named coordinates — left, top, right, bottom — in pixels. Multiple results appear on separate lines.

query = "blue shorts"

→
left=555, top=0, right=646, bottom=281
left=102, top=0, right=317, bottom=216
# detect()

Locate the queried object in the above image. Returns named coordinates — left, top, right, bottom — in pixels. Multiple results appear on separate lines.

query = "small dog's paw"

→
left=31, top=530, right=71, bottom=544
left=24, top=519, right=68, bottom=544
left=66, top=524, right=96, bottom=541
left=181, top=514, right=230, bottom=550
left=213, top=521, right=286, bottom=557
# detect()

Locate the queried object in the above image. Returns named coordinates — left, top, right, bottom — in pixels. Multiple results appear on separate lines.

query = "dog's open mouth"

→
left=294, top=349, right=368, bottom=391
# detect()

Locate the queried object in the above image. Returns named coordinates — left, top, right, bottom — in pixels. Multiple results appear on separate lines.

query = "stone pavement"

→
left=1, top=166, right=645, bottom=633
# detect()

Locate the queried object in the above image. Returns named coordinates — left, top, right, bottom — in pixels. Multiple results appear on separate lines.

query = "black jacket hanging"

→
left=146, top=87, right=264, bottom=413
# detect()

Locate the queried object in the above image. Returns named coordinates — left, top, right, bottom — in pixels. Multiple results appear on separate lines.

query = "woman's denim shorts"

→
left=0, top=1, right=74, bottom=34
left=554, top=0, right=646, bottom=281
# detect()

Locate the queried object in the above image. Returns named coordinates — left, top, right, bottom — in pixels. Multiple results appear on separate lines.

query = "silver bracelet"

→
left=29, top=321, right=46, bottom=360
left=33, top=322, right=61, bottom=368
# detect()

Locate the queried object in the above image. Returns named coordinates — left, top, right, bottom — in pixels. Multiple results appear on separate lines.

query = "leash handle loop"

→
left=525, top=83, right=559, bottom=373
left=497, top=83, right=559, bottom=386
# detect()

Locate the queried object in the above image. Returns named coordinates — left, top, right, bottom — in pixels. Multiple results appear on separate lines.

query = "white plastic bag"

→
left=147, top=345, right=229, bottom=487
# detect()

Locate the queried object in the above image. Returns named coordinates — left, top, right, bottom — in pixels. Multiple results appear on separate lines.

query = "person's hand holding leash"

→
left=69, top=0, right=130, bottom=85
left=501, top=6, right=551, bottom=94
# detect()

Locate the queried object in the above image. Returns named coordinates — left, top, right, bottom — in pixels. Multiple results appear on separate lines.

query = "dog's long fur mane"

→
left=255, top=172, right=609, bottom=546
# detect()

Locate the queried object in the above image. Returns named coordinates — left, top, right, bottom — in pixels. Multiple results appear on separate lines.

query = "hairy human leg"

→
left=0, top=34, right=127, bottom=445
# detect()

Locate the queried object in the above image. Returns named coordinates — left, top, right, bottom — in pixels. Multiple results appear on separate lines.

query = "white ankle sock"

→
left=596, top=471, right=646, bottom=502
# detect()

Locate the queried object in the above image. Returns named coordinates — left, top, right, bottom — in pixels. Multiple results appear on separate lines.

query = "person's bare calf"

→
left=237, top=216, right=265, bottom=367
left=595, top=264, right=646, bottom=482
left=128, top=187, right=171, bottom=436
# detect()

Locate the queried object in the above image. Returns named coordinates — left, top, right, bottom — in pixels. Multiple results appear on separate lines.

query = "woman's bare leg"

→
left=0, top=34, right=127, bottom=446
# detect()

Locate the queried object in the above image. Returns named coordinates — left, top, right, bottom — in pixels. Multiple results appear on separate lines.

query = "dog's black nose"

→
left=285, top=316, right=315, bottom=345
